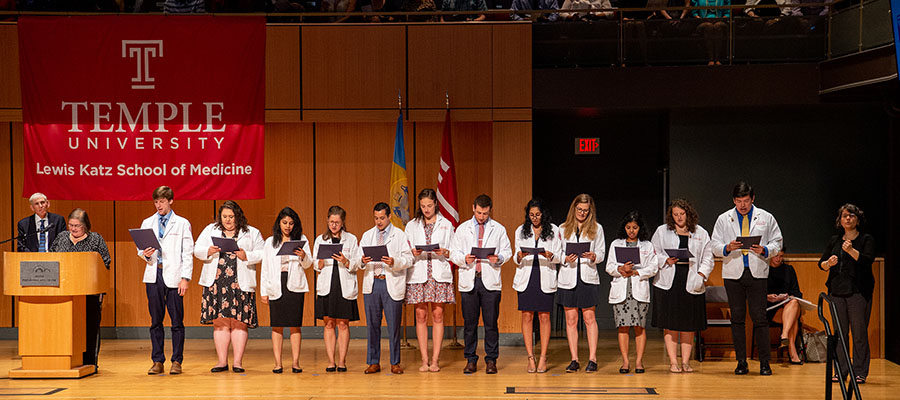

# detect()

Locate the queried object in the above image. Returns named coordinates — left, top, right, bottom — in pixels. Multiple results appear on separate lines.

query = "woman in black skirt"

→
left=312, top=205, right=361, bottom=372
left=261, top=207, right=313, bottom=373
left=650, top=199, right=714, bottom=373
left=512, top=199, right=561, bottom=373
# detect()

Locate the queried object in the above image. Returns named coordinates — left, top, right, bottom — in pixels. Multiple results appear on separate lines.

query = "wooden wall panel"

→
left=492, top=24, right=532, bottom=109
left=314, top=122, right=415, bottom=327
left=301, top=26, right=406, bottom=110
left=408, top=25, right=493, bottom=110
left=265, top=26, right=301, bottom=111
left=239, top=123, right=316, bottom=327
left=114, top=200, right=214, bottom=327
left=491, top=122, right=531, bottom=333
left=0, top=123, right=13, bottom=327
left=0, top=25, right=19, bottom=110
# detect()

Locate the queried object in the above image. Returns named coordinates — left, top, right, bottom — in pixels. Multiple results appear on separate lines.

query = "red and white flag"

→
left=436, top=109, right=460, bottom=227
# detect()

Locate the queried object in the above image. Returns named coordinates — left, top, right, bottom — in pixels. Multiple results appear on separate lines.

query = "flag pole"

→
left=444, top=90, right=464, bottom=350
left=398, top=88, right=416, bottom=350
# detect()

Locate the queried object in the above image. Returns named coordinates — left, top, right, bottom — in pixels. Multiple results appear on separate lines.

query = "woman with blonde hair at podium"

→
left=50, top=208, right=111, bottom=368
left=195, top=200, right=265, bottom=373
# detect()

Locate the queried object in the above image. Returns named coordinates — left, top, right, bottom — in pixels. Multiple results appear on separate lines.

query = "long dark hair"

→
left=272, top=207, right=303, bottom=248
left=520, top=198, right=553, bottom=242
left=414, top=188, right=440, bottom=223
left=215, top=200, right=249, bottom=234
left=617, top=211, right=649, bottom=241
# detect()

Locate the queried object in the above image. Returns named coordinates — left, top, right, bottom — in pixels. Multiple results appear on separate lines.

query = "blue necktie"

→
left=158, top=215, right=168, bottom=264
left=38, top=219, right=46, bottom=253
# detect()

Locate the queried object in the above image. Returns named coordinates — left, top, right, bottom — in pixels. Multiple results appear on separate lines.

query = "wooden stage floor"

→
left=0, top=335, right=897, bottom=399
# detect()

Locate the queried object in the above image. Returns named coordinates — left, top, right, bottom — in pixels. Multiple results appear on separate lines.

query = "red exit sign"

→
left=575, top=137, right=599, bottom=154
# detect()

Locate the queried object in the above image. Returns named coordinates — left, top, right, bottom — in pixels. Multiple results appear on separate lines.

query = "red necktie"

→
left=476, top=222, right=484, bottom=274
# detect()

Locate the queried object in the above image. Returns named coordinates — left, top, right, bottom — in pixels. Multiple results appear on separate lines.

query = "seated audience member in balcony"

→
left=559, top=0, right=613, bottom=20
left=766, top=248, right=803, bottom=365
left=691, top=0, right=728, bottom=65
left=511, top=0, right=560, bottom=21
left=164, top=0, right=206, bottom=12
left=646, top=0, right=688, bottom=19
left=744, top=0, right=801, bottom=17
left=401, top=0, right=438, bottom=21
left=797, top=0, right=829, bottom=16
left=441, top=0, right=487, bottom=20
left=322, top=0, right=356, bottom=21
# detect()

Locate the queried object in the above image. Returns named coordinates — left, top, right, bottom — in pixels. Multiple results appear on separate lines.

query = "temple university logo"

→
left=121, top=40, right=164, bottom=90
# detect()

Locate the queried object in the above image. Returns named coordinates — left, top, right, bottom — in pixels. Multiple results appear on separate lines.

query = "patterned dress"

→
left=613, top=241, right=650, bottom=327
left=200, top=245, right=258, bottom=328
left=406, top=223, right=456, bottom=304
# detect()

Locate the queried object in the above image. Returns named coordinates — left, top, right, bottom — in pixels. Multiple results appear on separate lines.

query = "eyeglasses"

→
left=575, top=208, right=590, bottom=214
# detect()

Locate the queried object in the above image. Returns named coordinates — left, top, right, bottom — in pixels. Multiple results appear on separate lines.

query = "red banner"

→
left=18, top=16, right=265, bottom=201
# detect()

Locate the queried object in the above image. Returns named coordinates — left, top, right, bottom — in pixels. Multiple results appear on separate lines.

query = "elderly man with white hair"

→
left=16, top=192, right=66, bottom=253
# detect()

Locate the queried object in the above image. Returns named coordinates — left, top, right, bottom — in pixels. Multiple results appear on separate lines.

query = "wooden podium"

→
left=3, top=252, right=109, bottom=378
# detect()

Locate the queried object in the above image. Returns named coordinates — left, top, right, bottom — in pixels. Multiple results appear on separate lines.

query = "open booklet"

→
left=766, top=295, right=817, bottom=312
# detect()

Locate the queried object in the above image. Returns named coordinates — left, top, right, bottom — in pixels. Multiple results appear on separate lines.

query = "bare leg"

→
left=781, top=300, right=799, bottom=340
left=415, top=303, right=430, bottom=371
left=537, top=312, right=551, bottom=371
left=583, top=308, right=599, bottom=362
left=289, top=327, right=302, bottom=369
left=430, top=303, right=445, bottom=372
left=663, top=329, right=680, bottom=372
left=324, top=317, right=337, bottom=367
left=522, top=311, right=536, bottom=372
left=336, top=319, right=350, bottom=367
left=230, top=320, right=249, bottom=368
left=212, top=318, right=231, bottom=367
left=617, top=326, right=631, bottom=369
left=272, top=327, right=284, bottom=369
left=634, top=326, right=646, bottom=369
left=564, top=307, right=580, bottom=362
left=680, top=331, right=695, bottom=372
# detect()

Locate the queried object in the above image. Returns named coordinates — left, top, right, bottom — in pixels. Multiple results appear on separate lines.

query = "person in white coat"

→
left=450, top=194, right=512, bottom=375
left=556, top=194, right=605, bottom=373
left=513, top=199, right=561, bottom=374
left=710, top=182, right=783, bottom=376
left=138, top=186, right=193, bottom=375
left=313, top=205, right=360, bottom=373
left=260, top=207, right=312, bottom=374
left=359, top=202, right=414, bottom=375
left=404, top=188, right=456, bottom=373
left=195, top=200, right=264, bottom=373
left=650, top=198, right=714, bottom=373
left=607, top=211, right=659, bottom=375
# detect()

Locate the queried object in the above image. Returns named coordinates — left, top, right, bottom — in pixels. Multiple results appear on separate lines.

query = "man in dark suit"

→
left=16, top=192, right=66, bottom=253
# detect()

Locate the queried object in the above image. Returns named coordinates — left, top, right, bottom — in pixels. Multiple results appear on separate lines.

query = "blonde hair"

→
left=561, top=194, right=598, bottom=240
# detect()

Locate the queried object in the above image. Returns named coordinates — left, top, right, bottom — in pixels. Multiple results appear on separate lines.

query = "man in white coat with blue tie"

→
left=450, top=194, right=512, bottom=375
left=360, top=202, right=414, bottom=375
left=711, top=182, right=783, bottom=377
left=138, top=186, right=194, bottom=375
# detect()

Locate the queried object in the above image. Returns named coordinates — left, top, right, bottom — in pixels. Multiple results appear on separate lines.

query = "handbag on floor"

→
left=803, top=330, right=827, bottom=362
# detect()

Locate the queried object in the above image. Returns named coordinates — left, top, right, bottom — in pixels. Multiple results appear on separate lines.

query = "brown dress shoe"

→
left=485, top=360, right=498, bottom=374
left=148, top=361, right=164, bottom=375
left=463, top=360, right=477, bottom=374
left=364, top=364, right=381, bottom=374
left=391, top=364, right=403, bottom=374
left=170, top=361, right=182, bottom=375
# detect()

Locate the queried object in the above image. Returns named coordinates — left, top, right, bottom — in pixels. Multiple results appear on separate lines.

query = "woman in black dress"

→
left=512, top=199, right=561, bottom=373
left=819, top=203, right=875, bottom=384
left=261, top=207, right=313, bottom=373
left=312, top=205, right=361, bottom=372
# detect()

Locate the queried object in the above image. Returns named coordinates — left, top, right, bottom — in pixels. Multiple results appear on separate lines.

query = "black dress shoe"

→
left=635, top=366, right=645, bottom=374
left=292, top=367, right=303, bottom=373
left=463, top=360, right=477, bottom=374
left=232, top=366, right=245, bottom=373
left=734, top=360, right=749, bottom=375
left=211, top=365, right=228, bottom=373
left=325, top=366, right=337, bottom=372
left=759, top=362, right=772, bottom=376
left=779, top=338, right=789, bottom=349
left=585, top=360, right=598, bottom=373
left=619, top=366, right=630, bottom=374
left=565, top=360, right=580, bottom=373
left=789, top=360, right=803, bottom=365
left=485, top=360, right=498, bottom=374
left=336, top=366, right=347, bottom=372
left=272, top=367, right=283, bottom=374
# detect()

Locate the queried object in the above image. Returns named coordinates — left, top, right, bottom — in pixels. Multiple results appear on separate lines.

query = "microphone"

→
left=38, top=223, right=54, bottom=234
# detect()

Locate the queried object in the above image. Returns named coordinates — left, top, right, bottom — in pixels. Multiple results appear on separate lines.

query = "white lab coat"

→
left=710, top=206, right=783, bottom=280
left=557, top=222, right=606, bottom=289
left=194, top=223, right=265, bottom=292
left=359, top=225, right=414, bottom=301
left=260, top=235, right=313, bottom=300
left=405, top=215, right=455, bottom=284
left=313, top=231, right=361, bottom=300
left=606, top=239, right=659, bottom=303
left=449, top=217, right=513, bottom=292
left=650, top=224, right=715, bottom=294
left=512, top=224, right=562, bottom=293
left=138, top=211, right=194, bottom=288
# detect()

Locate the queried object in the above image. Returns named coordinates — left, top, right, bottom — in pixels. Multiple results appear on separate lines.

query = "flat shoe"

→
left=619, top=366, right=630, bottom=374
left=670, top=364, right=682, bottom=373
left=325, top=366, right=337, bottom=372
left=232, top=366, right=245, bottom=373
left=584, top=360, right=597, bottom=373
left=272, top=367, right=283, bottom=374
left=210, top=365, right=228, bottom=373
left=856, top=376, right=866, bottom=384
left=292, top=367, right=302, bottom=373
left=682, top=363, right=694, bottom=373
left=635, top=366, right=645, bottom=374
left=337, top=366, right=347, bottom=372
left=565, top=360, right=580, bottom=373
left=789, top=360, right=803, bottom=365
